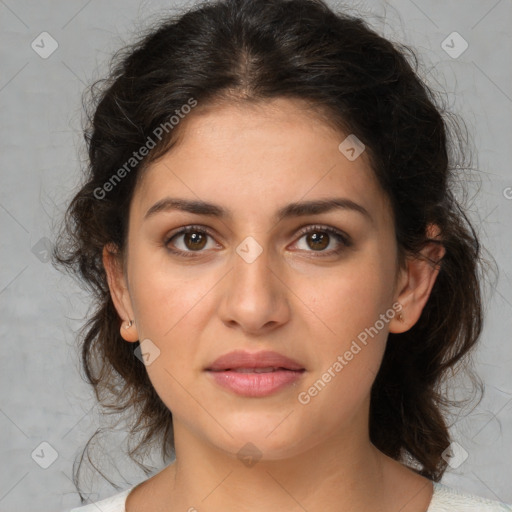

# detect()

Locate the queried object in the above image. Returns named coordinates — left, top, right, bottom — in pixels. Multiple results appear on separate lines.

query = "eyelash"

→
left=164, top=224, right=352, bottom=259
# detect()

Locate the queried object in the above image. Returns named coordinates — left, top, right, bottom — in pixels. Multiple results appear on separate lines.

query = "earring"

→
left=124, top=319, right=134, bottom=329
left=397, top=312, right=404, bottom=322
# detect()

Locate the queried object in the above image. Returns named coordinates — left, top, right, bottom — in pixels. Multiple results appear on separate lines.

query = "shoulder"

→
left=69, top=487, right=134, bottom=512
left=429, top=482, right=512, bottom=511
left=68, top=481, right=512, bottom=512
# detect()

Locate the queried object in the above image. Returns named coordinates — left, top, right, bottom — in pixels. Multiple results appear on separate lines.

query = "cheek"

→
left=128, top=250, right=216, bottom=340
left=127, top=272, right=206, bottom=417
left=292, top=247, right=396, bottom=411
left=294, top=270, right=390, bottom=434
left=125, top=251, right=218, bottom=402
left=298, top=253, right=396, bottom=348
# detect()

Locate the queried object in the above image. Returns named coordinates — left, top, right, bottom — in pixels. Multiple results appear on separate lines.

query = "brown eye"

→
left=182, top=231, right=207, bottom=251
left=165, top=225, right=217, bottom=257
left=305, top=231, right=329, bottom=251
left=294, top=225, right=351, bottom=257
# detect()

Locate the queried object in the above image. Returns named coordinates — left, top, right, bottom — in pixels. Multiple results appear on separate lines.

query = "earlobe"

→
left=389, top=225, right=446, bottom=334
left=102, top=244, right=139, bottom=342
left=121, top=318, right=139, bottom=342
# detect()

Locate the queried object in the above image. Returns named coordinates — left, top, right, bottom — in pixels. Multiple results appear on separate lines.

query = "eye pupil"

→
left=185, top=231, right=207, bottom=250
left=307, top=232, right=329, bottom=251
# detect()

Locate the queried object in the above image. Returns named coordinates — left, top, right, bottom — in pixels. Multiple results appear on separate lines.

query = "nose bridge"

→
left=232, top=234, right=277, bottom=301
left=219, top=234, right=289, bottom=332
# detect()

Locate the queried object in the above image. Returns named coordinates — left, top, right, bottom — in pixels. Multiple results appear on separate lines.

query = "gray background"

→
left=1, top=0, right=511, bottom=510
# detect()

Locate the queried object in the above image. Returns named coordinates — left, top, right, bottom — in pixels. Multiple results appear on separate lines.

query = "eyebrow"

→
left=144, top=197, right=372, bottom=223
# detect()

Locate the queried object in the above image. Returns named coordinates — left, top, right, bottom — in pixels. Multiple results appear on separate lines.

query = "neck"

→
left=157, top=423, right=412, bottom=512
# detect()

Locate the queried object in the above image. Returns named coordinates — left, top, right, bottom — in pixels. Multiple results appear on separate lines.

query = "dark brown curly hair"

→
left=54, top=0, right=486, bottom=501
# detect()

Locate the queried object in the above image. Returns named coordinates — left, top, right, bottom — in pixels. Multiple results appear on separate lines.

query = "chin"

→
left=207, top=414, right=317, bottom=461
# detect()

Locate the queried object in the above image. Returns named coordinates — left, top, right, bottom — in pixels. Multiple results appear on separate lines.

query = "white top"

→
left=70, top=481, right=512, bottom=511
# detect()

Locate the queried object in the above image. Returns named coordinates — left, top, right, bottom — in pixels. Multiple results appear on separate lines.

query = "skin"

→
left=104, top=97, right=445, bottom=512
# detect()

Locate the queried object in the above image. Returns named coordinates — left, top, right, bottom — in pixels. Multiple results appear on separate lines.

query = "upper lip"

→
left=206, top=350, right=305, bottom=371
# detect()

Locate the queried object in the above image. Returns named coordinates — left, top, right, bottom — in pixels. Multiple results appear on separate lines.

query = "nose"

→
left=217, top=240, right=291, bottom=336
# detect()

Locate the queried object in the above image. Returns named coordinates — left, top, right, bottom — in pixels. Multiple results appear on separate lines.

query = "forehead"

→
left=132, top=97, right=390, bottom=226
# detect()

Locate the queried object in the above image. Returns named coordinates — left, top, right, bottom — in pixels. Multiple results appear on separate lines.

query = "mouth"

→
left=206, top=349, right=305, bottom=372
left=205, top=350, right=305, bottom=397
left=209, top=366, right=301, bottom=373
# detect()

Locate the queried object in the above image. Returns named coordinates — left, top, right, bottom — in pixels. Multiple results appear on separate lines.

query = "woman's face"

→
left=112, top=97, right=407, bottom=460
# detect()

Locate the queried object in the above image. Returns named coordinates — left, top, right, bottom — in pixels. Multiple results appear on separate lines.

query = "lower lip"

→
left=207, top=369, right=304, bottom=397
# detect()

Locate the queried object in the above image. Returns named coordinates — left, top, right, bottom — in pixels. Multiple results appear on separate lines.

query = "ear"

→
left=102, top=243, right=139, bottom=342
left=389, top=224, right=446, bottom=333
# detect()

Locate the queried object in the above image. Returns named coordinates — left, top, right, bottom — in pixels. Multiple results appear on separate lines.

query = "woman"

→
left=55, top=0, right=511, bottom=510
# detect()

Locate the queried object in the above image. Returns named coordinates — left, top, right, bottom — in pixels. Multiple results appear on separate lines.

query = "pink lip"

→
left=205, top=350, right=305, bottom=397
